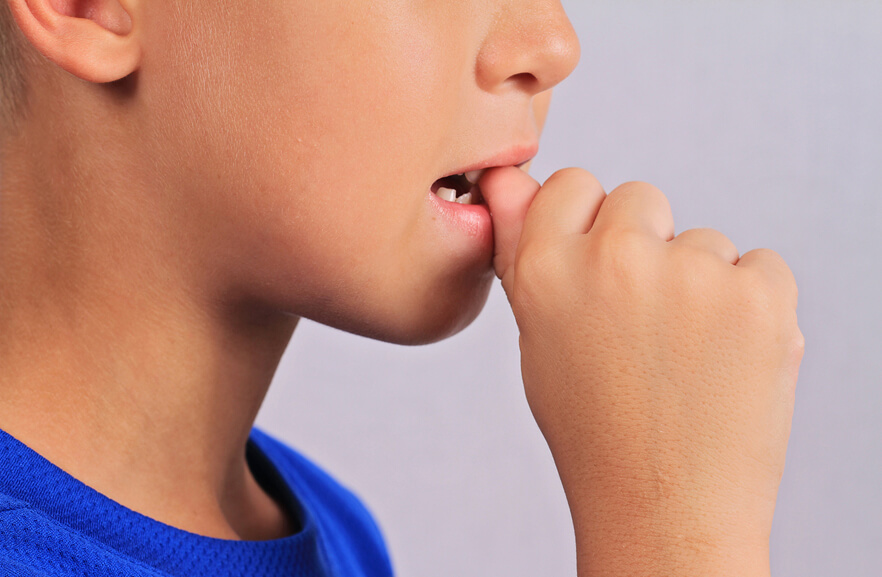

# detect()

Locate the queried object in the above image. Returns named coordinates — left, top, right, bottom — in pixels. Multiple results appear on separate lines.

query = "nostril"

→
left=508, top=72, right=539, bottom=90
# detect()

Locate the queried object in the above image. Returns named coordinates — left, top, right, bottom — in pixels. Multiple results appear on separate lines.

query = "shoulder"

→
left=0, top=556, right=50, bottom=577
left=249, top=428, right=376, bottom=523
left=0, top=499, right=168, bottom=577
left=0, top=495, right=45, bottom=575
left=250, top=428, right=394, bottom=577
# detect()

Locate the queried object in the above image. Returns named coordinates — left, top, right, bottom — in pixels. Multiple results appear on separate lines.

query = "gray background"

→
left=256, top=1, right=882, bottom=575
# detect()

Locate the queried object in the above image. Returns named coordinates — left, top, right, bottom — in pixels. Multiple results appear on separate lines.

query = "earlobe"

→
left=6, top=0, right=140, bottom=83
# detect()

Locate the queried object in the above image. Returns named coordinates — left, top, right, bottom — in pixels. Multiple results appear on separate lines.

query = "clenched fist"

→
left=482, top=166, right=803, bottom=577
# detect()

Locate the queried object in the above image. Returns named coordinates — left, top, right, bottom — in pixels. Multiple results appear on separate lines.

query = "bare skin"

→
left=482, top=167, right=802, bottom=576
left=0, top=0, right=569, bottom=541
left=0, top=0, right=803, bottom=573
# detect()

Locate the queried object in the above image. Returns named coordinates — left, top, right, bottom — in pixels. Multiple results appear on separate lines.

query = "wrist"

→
left=566, top=483, right=773, bottom=577
left=574, top=524, right=770, bottom=577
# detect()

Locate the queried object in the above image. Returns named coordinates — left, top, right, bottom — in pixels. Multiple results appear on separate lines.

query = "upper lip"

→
left=439, top=142, right=540, bottom=180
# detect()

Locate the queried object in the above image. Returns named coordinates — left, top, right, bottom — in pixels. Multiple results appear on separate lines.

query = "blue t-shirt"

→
left=0, top=427, right=393, bottom=577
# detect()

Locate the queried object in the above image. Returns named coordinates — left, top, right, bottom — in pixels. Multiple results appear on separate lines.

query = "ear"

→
left=6, top=0, right=140, bottom=83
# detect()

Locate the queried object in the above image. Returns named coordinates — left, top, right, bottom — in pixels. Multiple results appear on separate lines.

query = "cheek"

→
left=138, top=1, right=491, bottom=342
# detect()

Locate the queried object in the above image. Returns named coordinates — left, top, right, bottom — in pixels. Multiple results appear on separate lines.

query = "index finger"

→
left=518, top=168, right=607, bottom=246
left=590, top=181, right=675, bottom=241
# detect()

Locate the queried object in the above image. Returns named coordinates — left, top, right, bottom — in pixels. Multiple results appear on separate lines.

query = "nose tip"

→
left=476, top=1, right=581, bottom=95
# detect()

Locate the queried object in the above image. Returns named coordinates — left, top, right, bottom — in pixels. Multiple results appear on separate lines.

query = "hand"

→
left=482, top=167, right=804, bottom=576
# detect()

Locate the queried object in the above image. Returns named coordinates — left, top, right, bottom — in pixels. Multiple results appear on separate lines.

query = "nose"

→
left=475, top=0, right=581, bottom=96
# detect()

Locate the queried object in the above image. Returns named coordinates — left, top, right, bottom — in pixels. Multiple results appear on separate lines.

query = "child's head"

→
left=0, top=1, right=579, bottom=344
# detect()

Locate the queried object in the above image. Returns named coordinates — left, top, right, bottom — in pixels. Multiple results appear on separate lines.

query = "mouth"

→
left=430, top=170, right=487, bottom=205
left=429, top=158, right=534, bottom=206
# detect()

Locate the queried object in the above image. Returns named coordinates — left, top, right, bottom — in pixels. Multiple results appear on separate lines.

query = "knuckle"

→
left=546, top=166, right=601, bottom=188
left=610, top=180, right=669, bottom=207
left=750, top=247, right=785, bottom=266
left=787, top=313, right=805, bottom=348
left=513, top=243, right=565, bottom=309
left=544, top=167, right=605, bottom=200
left=784, top=326, right=806, bottom=385
left=697, top=227, right=732, bottom=244
left=589, top=225, right=644, bottom=263
left=746, top=248, right=791, bottom=275
left=585, top=227, right=653, bottom=293
left=683, top=228, right=737, bottom=256
left=746, top=247, right=799, bottom=300
left=740, top=268, right=777, bottom=311
left=792, top=328, right=806, bottom=355
left=614, top=180, right=663, bottom=195
left=603, top=182, right=674, bottom=236
left=736, top=269, right=801, bottom=342
left=669, top=241, right=718, bottom=275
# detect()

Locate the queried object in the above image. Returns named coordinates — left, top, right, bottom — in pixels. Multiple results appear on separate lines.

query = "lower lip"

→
left=426, top=190, right=493, bottom=251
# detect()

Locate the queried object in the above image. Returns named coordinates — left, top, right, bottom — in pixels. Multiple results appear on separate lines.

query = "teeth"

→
left=455, top=192, right=473, bottom=205
left=464, top=170, right=485, bottom=184
left=436, top=187, right=457, bottom=202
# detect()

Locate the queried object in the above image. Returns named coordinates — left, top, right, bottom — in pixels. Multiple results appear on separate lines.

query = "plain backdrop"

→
left=256, top=1, right=882, bottom=575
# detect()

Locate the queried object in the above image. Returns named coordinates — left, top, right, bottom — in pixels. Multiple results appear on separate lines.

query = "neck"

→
left=0, top=112, right=299, bottom=540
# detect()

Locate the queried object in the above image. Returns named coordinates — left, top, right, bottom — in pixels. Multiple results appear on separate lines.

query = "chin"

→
left=307, top=272, right=495, bottom=347
left=388, top=283, right=493, bottom=346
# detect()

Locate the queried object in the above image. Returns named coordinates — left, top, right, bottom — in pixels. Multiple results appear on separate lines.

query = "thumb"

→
left=481, top=166, right=541, bottom=296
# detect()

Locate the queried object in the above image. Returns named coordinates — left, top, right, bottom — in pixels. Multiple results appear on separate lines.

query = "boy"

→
left=0, top=0, right=803, bottom=575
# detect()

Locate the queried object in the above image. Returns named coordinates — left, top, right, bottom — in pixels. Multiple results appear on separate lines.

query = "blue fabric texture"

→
left=0, top=427, right=393, bottom=577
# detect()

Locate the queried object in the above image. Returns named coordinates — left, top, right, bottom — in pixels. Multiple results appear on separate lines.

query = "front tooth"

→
left=464, top=170, right=484, bottom=184
left=436, top=187, right=457, bottom=202
left=455, top=192, right=473, bottom=205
